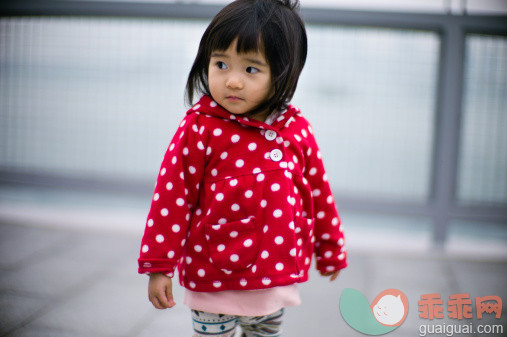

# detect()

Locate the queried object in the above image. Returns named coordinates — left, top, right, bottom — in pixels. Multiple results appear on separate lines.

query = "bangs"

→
left=207, top=12, right=264, bottom=55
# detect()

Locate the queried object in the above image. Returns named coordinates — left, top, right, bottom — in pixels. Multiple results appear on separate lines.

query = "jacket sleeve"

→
left=138, top=112, right=207, bottom=276
left=302, top=122, right=348, bottom=274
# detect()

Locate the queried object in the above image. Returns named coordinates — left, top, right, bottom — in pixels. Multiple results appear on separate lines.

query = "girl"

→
left=138, top=0, right=347, bottom=336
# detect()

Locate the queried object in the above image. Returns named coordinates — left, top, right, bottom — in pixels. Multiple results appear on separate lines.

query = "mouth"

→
left=226, top=96, right=243, bottom=102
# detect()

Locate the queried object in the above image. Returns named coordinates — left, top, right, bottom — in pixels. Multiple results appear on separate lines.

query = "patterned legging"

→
left=191, top=308, right=284, bottom=337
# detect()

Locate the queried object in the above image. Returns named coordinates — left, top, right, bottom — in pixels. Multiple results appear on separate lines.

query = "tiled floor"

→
left=1, top=220, right=506, bottom=337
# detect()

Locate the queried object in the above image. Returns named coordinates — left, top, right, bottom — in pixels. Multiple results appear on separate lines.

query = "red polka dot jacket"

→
left=138, top=95, right=347, bottom=292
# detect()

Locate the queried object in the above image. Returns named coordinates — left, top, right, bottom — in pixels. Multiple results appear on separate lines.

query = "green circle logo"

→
left=340, top=288, right=409, bottom=335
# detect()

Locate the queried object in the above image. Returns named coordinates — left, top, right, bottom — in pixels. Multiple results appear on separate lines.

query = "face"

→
left=208, top=39, right=272, bottom=121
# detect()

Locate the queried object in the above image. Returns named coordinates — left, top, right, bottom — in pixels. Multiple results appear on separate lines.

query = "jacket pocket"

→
left=205, top=217, right=260, bottom=272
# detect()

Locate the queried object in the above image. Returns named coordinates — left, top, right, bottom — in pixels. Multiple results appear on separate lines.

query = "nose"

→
left=226, top=74, right=243, bottom=90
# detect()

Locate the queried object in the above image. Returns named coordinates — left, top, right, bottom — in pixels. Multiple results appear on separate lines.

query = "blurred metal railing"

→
left=1, top=0, right=506, bottom=246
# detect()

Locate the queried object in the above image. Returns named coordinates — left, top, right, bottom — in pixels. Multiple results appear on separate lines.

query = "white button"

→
left=270, top=149, right=283, bottom=162
left=265, top=130, right=277, bottom=141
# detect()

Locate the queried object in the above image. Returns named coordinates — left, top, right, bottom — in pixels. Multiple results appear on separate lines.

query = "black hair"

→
left=185, top=0, right=307, bottom=116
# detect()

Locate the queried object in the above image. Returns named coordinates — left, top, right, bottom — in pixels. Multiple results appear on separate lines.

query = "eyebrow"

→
left=211, top=52, right=267, bottom=67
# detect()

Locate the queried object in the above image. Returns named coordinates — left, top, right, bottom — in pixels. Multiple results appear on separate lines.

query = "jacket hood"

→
left=187, top=95, right=299, bottom=132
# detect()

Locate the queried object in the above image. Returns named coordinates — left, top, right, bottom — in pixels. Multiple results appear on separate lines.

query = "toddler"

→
left=138, top=1, right=347, bottom=336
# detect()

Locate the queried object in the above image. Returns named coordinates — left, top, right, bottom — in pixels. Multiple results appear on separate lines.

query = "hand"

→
left=148, top=273, right=176, bottom=309
left=321, top=270, right=340, bottom=282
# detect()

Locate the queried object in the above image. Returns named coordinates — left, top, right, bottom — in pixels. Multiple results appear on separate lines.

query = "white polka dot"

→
left=166, top=182, right=173, bottom=190
left=230, top=254, right=239, bottom=262
left=160, top=168, right=166, bottom=176
left=211, top=183, right=216, bottom=191
left=297, top=238, right=303, bottom=246
left=176, top=198, right=185, bottom=206
left=167, top=250, right=175, bottom=258
left=211, top=169, right=218, bottom=176
left=194, top=245, right=202, bottom=252
left=186, top=256, right=192, bottom=264
left=252, top=265, right=257, bottom=273
left=309, top=168, right=317, bottom=176
left=189, top=281, right=196, bottom=288
left=301, top=129, right=308, bottom=137
left=192, top=104, right=201, bottom=110
left=248, top=143, right=257, bottom=151
left=338, top=253, right=345, bottom=260
left=263, top=225, right=268, bottom=233
left=197, top=141, right=205, bottom=150
left=217, top=244, right=225, bottom=252
left=188, top=166, right=196, bottom=174
left=231, top=204, right=240, bottom=211
left=261, top=250, right=269, bottom=259
left=156, top=234, right=164, bottom=243
left=197, top=269, right=205, bottom=277
left=142, top=245, right=149, bottom=253
left=147, top=219, right=154, bottom=227
left=262, top=277, right=271, bottom=286
left=324, top=251, right=333, bottom=258
left=338, top=238, right=344, bottom=246
left=153, top=193, right=160, bottom=201
left=236, top=159, right=244, bottom=168
left=183, top=147, right=189, bottom=155
left=244, top=239, right=253, bottom=247
left=210, top=101, right=217, bottom=107
left=271, top=183, right=280, bottom=192
left=257, top=174, right=265, bottom=182
left=216, top=193, right=224, bottom=201
left=276, top=263, right=284, bottom=271
left=172, top=224, right=180, bottom=233
left=294, top=134, right=302, bottom=142
left=231, top=134, right=240, bottom=143
left=273, top=209, right=283, bottom=218
left=260, top=200, right=267, bottom=208
left=240, top=279, right=248, bottom=287
left=317, top=211, right=325, bottom=219
left=245, top=190, right=253, bottom=198
left=327, top=195, right=333, bottom=204
left=275, top=236, right=284, bottom=245
left=322, top=233, right=331, bottom=240
left=253, top=168, right=261, bottom=174
left=288, top=221, right=295, bottom=230
left=220, top=152, right=228, bottom=160
left=161, top=208, right=169, bottom=216
left=312, top=189, right=321, bottom=197
left=332, top=218, right=339, bottom=226
left=230, top=231, right=238, bottom=238
left=230, top=179, right=238, bottom=186
left=213, top=281, right=222, bottom=288
left=290, top=248, right=296, bottom=256
left=213, top=128, right=222, bottom=136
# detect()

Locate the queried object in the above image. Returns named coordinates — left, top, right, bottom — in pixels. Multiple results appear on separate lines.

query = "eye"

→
left=246, top=66, right=259, bottom=74
left=216, top=61, right=227, bottom=70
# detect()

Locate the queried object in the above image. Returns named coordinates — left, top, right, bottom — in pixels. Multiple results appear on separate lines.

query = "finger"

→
left=150, top=295, right=165, bottom=310
left=165, top=282, right=176, bottom=308
left=330, top=271, right=340, bottom=281
left=155, top=288, right=172, bottom=309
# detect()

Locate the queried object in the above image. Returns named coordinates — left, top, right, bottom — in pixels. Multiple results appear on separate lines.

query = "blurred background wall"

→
left=0, top=0, right=506, bottom=256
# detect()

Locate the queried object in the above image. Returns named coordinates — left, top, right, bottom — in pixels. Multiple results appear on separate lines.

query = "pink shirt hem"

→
left=183, top=285, right=301, bottom=316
